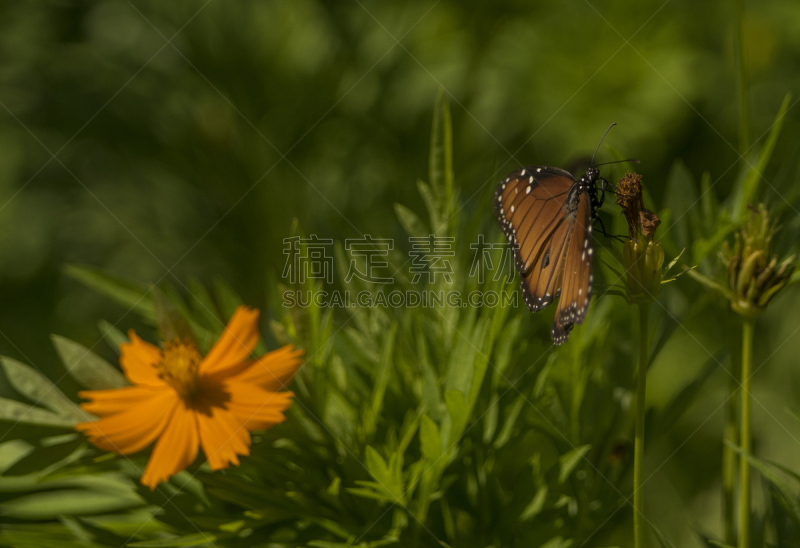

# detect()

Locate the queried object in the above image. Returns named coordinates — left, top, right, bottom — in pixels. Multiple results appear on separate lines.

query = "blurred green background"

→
left=1, top=0, right=800, bottom=545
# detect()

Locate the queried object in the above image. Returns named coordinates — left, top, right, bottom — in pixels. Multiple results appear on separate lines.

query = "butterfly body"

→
left=494, top=165, right=606, bottom=345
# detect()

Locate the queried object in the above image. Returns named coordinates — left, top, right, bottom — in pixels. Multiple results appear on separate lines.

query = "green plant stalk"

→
left=723, top=362, right=738, bottom=546
left=739, top=319, right=754, bottom=548
left=734, top=0, right=750, bottom=157
left=634, top=304, right=649, bottom=548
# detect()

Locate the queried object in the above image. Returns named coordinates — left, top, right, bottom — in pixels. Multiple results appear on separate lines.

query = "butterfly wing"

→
left=551, top=190, right=594, bottom=345
left=494, top=166, right=576, bottom=312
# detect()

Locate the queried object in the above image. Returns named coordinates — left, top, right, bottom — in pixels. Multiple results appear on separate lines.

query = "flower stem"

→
left=734, top=0, right=750, bottom=157
left=739, top=319, right=754, bottom=548
left=723, top=354, right=739, bottom=545
left=634, top=303, right=649, bottom=548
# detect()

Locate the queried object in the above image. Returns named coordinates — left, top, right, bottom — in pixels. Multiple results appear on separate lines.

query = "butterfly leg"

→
left=598, top=178, right=618, bottom=200
left=594, top=216, right=630, bottom=243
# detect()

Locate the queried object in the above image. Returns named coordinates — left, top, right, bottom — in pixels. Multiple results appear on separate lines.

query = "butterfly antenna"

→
left=591, top=123, right=617, bottom=166
left=594, top=158, right=640, bottom=167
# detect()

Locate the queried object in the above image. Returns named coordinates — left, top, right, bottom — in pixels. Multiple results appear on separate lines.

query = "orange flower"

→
left=76, top=306, right=303, bottom=489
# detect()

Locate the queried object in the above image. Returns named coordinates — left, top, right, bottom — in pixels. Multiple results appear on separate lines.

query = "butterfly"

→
left=494, top=127, right=621, bottom=345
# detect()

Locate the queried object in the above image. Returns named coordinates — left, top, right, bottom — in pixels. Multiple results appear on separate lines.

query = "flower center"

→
left=155, top=340, right=203, bottom=399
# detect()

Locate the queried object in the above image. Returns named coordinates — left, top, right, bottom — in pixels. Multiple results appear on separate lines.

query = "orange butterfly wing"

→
left=551, top=192, right=593, bottom=344
left=495, top=166, right=594, bottom=345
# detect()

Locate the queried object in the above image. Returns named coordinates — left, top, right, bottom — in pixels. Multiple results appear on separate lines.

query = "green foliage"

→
left=0, top=5, right=800, bottom=548
left=661, top=95, right=795, bottom=274
left=0, top=91, right=762, bottom=548
left=50, top=335, right=127, bottom=391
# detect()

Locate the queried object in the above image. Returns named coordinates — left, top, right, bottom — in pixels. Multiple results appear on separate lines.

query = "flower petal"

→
left=197, top=404, right=251, bottom=470
left=224, top=381, right=293, bottom=431
left=199, top=306, right=260, bottom=375
left=76, top=389, right=177, bottom=454
left=79, top=385, right=165, bottom=417
left=120, top=331, right=165, bottom=387
left=141, top=401, right=199, bottom=490
left=225, top=345, right=304, bottom=391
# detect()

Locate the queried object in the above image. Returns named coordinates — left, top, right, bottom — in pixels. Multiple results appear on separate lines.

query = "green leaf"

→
left=306, top=542, right=353, bottom=548
left=360, top=446, right=405, bottom=505
left=493, top=395, right=525, bottom=450
left=394, top=203, right=427, bottom=238
left=397, top=409, right=421, bottom=457
left=417, top=334, right=442, bottom=420
left=0, top=440, right=33, bottom=473
left=419, top=415, right=443, bottom=462
left=539, top=537, right=573, bottom=548
left=728, top=442, right=800, bottom=520
left=558, top=445, right=591, bottom=484
left=417, top=180, right=442, bottom=235
left=307, top=542, right=354, bottom=548
left=735, top=93, right=792, bottom=219
left=301, top=516, right=350, bottom=540
left=0, top=397, right=76, bottom=428
left=491, top=315, right=521, bottom=386
left=364, top=323, right=397, bottom=437
left=443, top=312, right=482, bottom=399
left=466, top=319, right=493, bottom=417
left=97, top=320, right=128, bottom=353
left=64, top=265, right=155, bottom=320
left=0, top=357, right=90, bottom=421
left=534, top=355, right=557, bottom=399
left=686, top=269, right=732, bottom=299
left=128, top=533, right=219, bottom=547
left=429, top=86, right=454, bottom=208
left=482, top=394, right=499, bottom=443
left=706, top=541, right=736, bottom=548
left=520, top=485, right=548, bottom=521
left=443, top=389, right=468, bottom=446
left=198, top=474, right=274, bottom=509
left=663, top=248, right=686, bottom=275
left=0, top=488, right=143, bottom=519
left=0, top=524, right=109, bottom=548
left=2, top=435, right=83, bottom=476
left=323, top=387, right=358, bottom=443
left=51, top=335, right=127, bottom=390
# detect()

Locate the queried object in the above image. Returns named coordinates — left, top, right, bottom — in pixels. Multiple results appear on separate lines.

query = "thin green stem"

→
left=723, top=357, right=739, bottom=545
left=634, top=304, right=649, bottom=548
left=734, top=0, right=751, bottom=157
left=739, top=319, right=754, bottom=548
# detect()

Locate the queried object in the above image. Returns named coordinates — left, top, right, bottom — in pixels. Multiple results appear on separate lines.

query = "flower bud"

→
left=623, top=235, right=665, bottom=304
left=616, top=173, right=664, bottom=304
left=723, top=204, right=795, bottom=319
